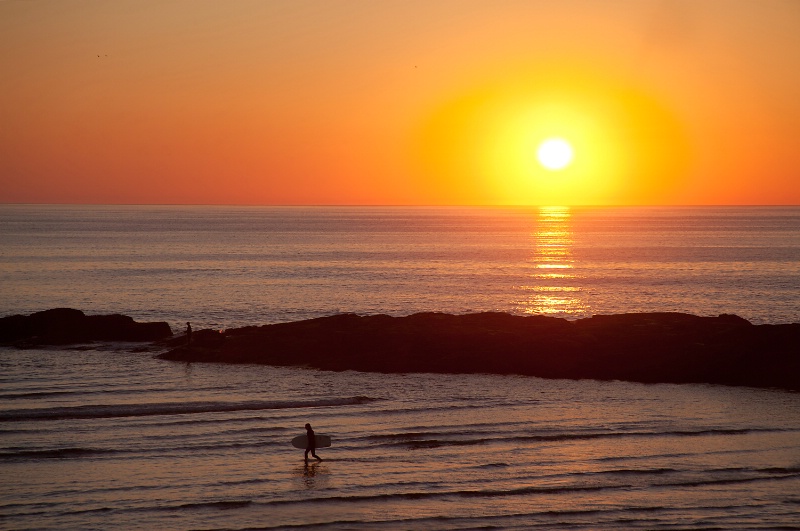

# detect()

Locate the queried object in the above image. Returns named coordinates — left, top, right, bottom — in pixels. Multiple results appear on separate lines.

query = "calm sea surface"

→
left=1, top=205, right=799, bottom=529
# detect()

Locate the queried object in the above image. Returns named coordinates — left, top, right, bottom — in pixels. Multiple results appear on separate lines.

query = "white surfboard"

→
left=291, top=434, right=332, bottom=449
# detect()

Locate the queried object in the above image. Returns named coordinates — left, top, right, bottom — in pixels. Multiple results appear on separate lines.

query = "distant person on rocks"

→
left=186, top=322, right=192, bottom=347
left=304, top=423, right=323, bottom=463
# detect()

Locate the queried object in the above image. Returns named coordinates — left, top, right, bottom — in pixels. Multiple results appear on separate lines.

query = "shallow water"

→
left=1, top=348, right=799, bottom=530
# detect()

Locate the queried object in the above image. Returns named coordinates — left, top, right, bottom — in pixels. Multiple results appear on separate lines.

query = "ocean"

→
left=1, top=205, right=799, bottom=529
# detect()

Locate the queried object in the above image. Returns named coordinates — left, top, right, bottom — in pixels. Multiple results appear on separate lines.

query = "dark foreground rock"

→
left=158, top=312, right=800, bottom=390
left=0, top=308, right=173, bottom=346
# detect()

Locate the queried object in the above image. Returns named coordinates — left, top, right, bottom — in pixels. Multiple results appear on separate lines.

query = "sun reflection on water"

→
left=515, top=206, right=589, bottom=317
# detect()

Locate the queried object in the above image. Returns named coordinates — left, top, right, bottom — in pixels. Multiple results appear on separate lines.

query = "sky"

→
left=1, top=0, right=799, bottom=205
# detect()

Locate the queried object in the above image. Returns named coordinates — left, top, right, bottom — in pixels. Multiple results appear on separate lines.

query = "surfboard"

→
left=291, top=434, right=332, bottom=449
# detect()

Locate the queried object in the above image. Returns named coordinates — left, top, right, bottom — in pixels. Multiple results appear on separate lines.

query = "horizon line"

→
left=1, top=202, right=799, bottom=208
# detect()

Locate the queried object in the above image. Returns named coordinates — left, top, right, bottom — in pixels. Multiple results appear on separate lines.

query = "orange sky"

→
left=1, top=0, right=799, bottom=205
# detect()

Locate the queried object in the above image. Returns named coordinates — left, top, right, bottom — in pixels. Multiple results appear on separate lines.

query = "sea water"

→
left=1, top=205, right=799, bottom=529
left=2, top=205, right=800, bottom=328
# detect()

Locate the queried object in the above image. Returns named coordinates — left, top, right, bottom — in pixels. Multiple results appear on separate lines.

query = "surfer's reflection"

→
left=302, top=462, right=319, bottom=488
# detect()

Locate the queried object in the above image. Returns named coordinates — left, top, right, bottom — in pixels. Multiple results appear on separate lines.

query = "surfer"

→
left=185, top=322, right=192, bottom=347
left=304, top=423, right=322, bottom=463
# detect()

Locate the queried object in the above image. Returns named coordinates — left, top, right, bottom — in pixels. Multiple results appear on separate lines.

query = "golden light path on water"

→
left=516, top=206, right=589, bottom=316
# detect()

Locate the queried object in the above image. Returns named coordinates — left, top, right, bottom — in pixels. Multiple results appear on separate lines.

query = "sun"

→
left=537, top=138, right=574, bottom=170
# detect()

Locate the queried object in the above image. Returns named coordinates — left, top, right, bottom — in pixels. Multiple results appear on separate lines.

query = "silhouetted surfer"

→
left=304, top=423, right=322, bottom=463
left=186, top=322, right=192, bottom=347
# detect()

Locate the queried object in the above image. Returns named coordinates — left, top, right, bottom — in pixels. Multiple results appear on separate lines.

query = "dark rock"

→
left=157, top=312, right=800, bottom=391
left=0, top=308, right=173, bottom=345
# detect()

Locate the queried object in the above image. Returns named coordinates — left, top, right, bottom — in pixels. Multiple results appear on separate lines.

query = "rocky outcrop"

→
left=0, top=308, right=173, bottom=346
left=158, top=312, right=800, bottom=390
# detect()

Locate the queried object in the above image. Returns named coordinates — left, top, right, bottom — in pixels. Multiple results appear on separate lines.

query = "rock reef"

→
left=158, top=312, right=800, bottom=390
left=0, top=308, right=173, bottom=346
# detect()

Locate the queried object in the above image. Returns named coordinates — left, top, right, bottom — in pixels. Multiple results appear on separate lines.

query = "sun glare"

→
left=415, top=67, right=691, bottom=204
left=537, top=138, right=573, bottom=170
